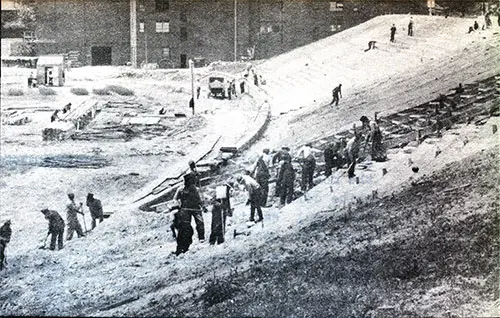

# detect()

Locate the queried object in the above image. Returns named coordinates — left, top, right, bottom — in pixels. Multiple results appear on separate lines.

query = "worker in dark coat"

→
left=330, top=84, right=342, bottom=106
left=170, top=206, right=193, bottom=255
left=238, top=174, right=264, bottom=223
left=86, top=193, right=104, bottom=230
left=272, top=147, right=292, bottom=196
left=277, top=156, right=296, bottom=205
left=390, top=24, right=397, bottom=43
left=209, top=198, right=225, bottom=245
left=297, top=143, right=318, bottom=191
left=41, top=209, right=65, bottom=250
left=66, top=193, right=85, bottom=240
left=0, top=220, right=12, bottom=270
left=324, top=143, right=334, bottom=177
left=174, top=173, right=206, bottom=242
left=252, top=154, right=271, bottom=206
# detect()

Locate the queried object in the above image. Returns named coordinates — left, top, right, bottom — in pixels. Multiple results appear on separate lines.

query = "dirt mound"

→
left=187, top=148, right=498, bottom=317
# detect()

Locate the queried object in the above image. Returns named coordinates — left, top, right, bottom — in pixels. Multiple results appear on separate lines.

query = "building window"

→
left=180, top=11, right=187, bottom=23
left=139, top=22, right=144, bottom=33
left=330, top=24, right=342, bottom=32
left=162, top=47, right=170, bottom=58
left=180, top=27, right=187, bottom=41
left=155, top=22, right=170, bottom=33
left=156, top=0, right=169, bottom=12
left=330, top=1, right=343, bottom=11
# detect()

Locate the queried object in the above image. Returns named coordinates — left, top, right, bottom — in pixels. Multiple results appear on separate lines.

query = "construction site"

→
left=0, top=13, right=499, bottom=317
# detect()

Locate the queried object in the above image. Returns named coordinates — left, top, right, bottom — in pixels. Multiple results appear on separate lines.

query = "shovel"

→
left=38, top=233, right=49, bottom=249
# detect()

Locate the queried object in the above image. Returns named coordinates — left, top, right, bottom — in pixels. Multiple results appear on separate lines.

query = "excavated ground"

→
left=177, top=147, right=499, bottom=317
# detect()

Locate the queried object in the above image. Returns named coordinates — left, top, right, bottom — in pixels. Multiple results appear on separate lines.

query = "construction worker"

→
left=390, top=24, right=397, bottom=43
left=188, top=160, right=201, bottom=188
left=277, top=155, right=295, bottom=205
left=237, top=174, right=263, bottom=223
left=408, top=17, right=414, bottom=36
left=170, top=206, right=193, bottom=255
left=251, top=153, right=271, bottom=207
left=174, top=173, right=206, bottom=242
left=86, top=193, right=104, bottom=230
left=330, top=84, right=342, bottom=106
left=345, top=132, right=362, bottom=179
left=360, top=115, right=387, bottom=162
left=272, top=147, right=292, bottom=196
left=66, top=193, right=85, bottom=240
left=324, top=143, right=335, bottom=177
left=209, top=196, right=225, bottom=245
left=296, top=143, right=320, bottom=191
left=41, top=209, right=65, bottom=250
left=0, top=220, right=12, bottom=270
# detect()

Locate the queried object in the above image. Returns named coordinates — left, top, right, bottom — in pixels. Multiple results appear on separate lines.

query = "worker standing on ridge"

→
left=330, top=84, right=342, bottom=106
left=277, top=155, right=295, bottom=206
left=345, top=131, right=362, bottom=179
left=41, top=209, right=65, bottom=250
left=297, top=143, right=320, bottom=191
left=237, top=174, right=264, bottom=223
left=360, top=115, right=387, bottom=162
left=408, top=17, right=414, bottom=36
left=86, top=193, right=104, bottom=230
left=272, top=146, right=292, bottom=197
left=390, top=24, right=397, bottom=43
left=174, top=173, right=206, bottom=242
left=66, top=193, right=85, bottom=240
left=209, top=194, right=225, bottom=245
left=251, top=152, right=271, bottom=207
left=324, top=143, right=335, bottom=177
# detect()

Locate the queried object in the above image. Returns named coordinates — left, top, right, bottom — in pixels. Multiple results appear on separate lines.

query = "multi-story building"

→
left=2, top=0, right=430, bottom=67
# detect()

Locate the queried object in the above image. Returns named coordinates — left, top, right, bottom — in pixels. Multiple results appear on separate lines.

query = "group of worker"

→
left=171, top=118, right=387, bottom=255
left=39, top=192, right=104, bottom=251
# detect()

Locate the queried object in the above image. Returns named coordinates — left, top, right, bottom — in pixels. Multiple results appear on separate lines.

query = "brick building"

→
left=5, top=0, right=429, bottom=67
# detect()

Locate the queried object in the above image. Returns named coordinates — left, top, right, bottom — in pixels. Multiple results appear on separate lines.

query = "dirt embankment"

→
left=160, top=148, right=499, bottom=317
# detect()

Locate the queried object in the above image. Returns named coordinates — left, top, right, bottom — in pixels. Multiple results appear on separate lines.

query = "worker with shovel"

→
left=86, top=193, right=104, bottom=230
left=66, top=193, right=86, bottom=240
left=41, top=209, right=65, bottom=250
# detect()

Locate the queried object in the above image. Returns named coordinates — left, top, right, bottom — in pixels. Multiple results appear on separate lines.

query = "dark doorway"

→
left=180, top=54, right=187, bottom=68
left=91, top=46, right=112, bottom=65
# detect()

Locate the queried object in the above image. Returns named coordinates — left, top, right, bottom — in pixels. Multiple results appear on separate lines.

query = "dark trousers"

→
left=347, top=154, right=357, bottom=178
left=190, top=210, right=205, bottom=241
left=301, top=159, right=316, bottom=191
left=67, top=222, right=84, bottom=240
left=331, top=95, right=339, bottom=106
left=209, top=211, right=225, bottom=245
left=50, top=229, right=64, bottom=250
left=256, top=176, right=269, bottom=206
left=249, top=189, right=263, bottom=221
left=280, top=180, right=294, bottom=205
left=176, top=223, right=193, bottom=255
left=390, top=33, right=395, bottom=42
left=91, top=215, right=104, bottom=230
left=0, top=242, right=6, bottom=270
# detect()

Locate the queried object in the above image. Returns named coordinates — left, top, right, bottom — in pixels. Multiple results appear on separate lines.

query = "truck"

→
left=208, top=75, right=232, bottom=99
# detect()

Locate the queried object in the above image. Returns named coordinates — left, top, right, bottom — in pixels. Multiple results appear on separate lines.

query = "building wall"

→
left=29, top=0, right=430, bottom=67
left=35, top=0, right=130, bottom=65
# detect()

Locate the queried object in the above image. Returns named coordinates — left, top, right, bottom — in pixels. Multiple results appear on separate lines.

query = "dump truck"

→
left=208, top=76, right=232, bottom=99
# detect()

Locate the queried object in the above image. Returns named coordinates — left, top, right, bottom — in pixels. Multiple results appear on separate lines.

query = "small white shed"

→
left=37, top=55, right=66, bottom=86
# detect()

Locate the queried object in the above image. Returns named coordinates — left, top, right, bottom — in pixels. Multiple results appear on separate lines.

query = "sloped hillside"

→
left=256, top=15, right=500, bottom=148
left=190, top=147, right=498, bottom=317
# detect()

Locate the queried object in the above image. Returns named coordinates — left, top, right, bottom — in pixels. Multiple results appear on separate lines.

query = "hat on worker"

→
left=360, top=116, right=369, bottom=123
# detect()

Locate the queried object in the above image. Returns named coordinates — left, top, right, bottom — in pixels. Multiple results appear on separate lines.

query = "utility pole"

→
left=234, top=0, right=237, bottom=61
left=130, top=0, right=137, bottom=68
left=189, top=59, right=195, bottom=115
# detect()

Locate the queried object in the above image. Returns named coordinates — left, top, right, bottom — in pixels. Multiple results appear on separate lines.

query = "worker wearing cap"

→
left=41, top=209, right=65, bottom=250
left=237, top=174, right=264, bottom=223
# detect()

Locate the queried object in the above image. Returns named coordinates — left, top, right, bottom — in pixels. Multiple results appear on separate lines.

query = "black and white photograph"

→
left=0, top=0, right=499, bottom=316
